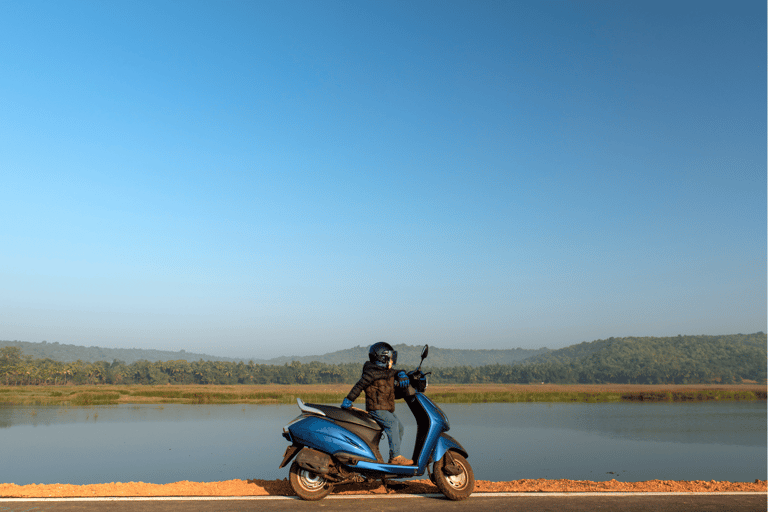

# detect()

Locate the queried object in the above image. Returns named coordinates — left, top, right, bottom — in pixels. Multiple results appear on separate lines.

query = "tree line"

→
left=1, top=333, right=764, bottom=386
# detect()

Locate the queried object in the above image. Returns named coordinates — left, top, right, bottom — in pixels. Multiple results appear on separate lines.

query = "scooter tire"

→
left=289, top=460, right=334, bottom=500
left=433, top=451, right=474, bottom=501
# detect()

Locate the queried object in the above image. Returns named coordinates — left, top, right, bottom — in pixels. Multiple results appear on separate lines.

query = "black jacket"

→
left=345, top=361, right=399, bottom=412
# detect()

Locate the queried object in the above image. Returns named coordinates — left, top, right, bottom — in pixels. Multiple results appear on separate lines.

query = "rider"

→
left=341, top=342, right=413, bottom=465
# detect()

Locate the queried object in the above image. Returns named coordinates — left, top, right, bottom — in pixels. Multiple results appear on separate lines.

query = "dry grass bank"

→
left=0, top=383, right=764, bottom=405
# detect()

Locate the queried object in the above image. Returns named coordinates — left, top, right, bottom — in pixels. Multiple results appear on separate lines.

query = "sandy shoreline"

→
left=2, top=479, right=766, bottom=497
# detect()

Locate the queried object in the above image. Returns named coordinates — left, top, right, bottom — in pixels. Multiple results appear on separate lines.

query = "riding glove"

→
left=396, top=371, right=409, bottom=388
left=341, top=398, right=353, bottom=409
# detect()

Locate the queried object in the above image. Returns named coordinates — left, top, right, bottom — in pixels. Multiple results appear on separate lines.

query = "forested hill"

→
left=525, top=333, right=766, bottom=364
left=0, top=340, right=548, bottom=367
left=515, top=333, right=767, bottom=384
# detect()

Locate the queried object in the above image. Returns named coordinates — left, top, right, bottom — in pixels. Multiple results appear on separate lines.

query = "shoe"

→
left=389, top=455, right=413, bottom=465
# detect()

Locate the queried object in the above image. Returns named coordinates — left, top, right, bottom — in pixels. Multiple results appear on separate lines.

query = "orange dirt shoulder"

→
left=1, top=479, right=766, bottom=497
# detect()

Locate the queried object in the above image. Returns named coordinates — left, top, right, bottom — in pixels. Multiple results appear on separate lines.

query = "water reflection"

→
left=443, top=402, right=766, bottom=446
left=0, top=401, right=764, bottom=485
left=440, top=402, right=766, bottom=483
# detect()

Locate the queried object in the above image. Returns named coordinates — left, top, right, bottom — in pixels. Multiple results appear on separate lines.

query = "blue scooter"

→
left=279, top=345, right=474, bottom=500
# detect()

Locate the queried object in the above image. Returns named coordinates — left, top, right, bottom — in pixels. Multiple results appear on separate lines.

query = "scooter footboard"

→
left=434, top=433, right=468, bottom=463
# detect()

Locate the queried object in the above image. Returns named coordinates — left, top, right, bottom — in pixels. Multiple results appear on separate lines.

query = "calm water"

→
left=1, top=401, right=764, bottom=485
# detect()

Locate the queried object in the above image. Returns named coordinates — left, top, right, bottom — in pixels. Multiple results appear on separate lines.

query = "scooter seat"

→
left=304, top=403, right=382, bottom=431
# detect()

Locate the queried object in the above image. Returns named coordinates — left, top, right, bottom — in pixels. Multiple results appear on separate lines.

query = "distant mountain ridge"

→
left=0, top=339, right=549, bottom=367
left=0, top=341, right=240, bottom=365
left=253, top=344, right=551, bottom=367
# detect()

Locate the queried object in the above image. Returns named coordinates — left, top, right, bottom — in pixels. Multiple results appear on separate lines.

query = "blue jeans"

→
left=369, top=409, right=404, bottom=460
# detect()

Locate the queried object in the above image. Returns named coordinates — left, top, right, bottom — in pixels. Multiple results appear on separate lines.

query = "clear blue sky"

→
left=1, top=0, right=765, bottom=359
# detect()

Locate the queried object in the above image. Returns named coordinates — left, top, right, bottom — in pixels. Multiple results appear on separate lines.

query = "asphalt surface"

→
left=0, top=494, right=766, bottom=512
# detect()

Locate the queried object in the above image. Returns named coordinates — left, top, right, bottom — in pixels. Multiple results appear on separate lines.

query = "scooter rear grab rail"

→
left=297, top=398, right=325, bottom=416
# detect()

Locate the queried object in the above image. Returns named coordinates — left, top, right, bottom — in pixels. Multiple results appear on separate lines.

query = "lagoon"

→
left=1, top=401, right=764, bottom=485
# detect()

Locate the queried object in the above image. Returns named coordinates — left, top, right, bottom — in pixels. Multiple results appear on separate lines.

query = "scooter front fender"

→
left=433, top=433, right=468, bottom=463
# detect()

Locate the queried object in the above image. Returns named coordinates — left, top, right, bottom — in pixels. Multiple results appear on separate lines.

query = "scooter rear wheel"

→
left=433, top=451, right=474, bottom=501
left=289, top=460, right=334, bottom=500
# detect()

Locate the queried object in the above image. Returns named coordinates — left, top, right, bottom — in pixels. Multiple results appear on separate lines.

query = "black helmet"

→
left=369, top=342, right=397, bottom=366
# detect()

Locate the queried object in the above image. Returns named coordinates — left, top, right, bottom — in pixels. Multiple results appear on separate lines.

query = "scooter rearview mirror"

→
left=417, top=344, right=429, bottom=371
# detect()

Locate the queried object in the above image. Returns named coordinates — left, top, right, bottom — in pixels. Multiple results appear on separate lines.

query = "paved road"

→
left=1, top=494, right=765, bottom=512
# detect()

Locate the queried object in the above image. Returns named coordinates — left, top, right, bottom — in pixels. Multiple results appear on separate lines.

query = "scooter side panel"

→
left=288, top=416, right=378, bottom=462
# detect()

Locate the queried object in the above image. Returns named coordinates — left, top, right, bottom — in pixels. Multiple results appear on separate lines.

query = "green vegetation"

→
left=69, top=392, right=121, bottom=406
left=1, top=333, right=765, bottom=388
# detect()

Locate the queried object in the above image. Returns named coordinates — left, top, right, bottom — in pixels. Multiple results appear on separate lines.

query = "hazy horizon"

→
left=2, top=1, right=765, bottom=360
left=5, top=332, right=765, bottom=363
left=2, top=336, right=554, bottom=360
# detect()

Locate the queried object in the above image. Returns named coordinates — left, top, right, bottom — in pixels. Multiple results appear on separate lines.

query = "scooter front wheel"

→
left=289, top=460, right=334, bottom=500
left=433, top=451, right=475, bottom=501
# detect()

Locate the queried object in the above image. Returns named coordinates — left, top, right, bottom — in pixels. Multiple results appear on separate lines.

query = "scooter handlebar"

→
left=406, top=369, right=430, bottom=393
